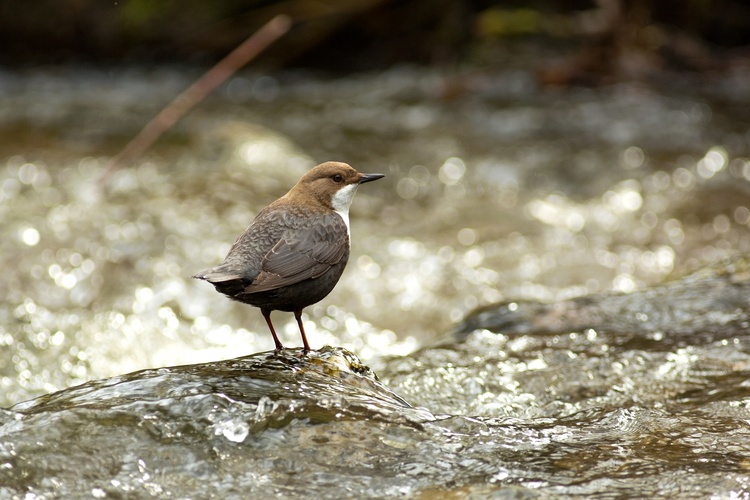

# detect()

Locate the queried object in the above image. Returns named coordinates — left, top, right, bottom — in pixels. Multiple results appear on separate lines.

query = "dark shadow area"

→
left=2, top=0, right=750, bottom=80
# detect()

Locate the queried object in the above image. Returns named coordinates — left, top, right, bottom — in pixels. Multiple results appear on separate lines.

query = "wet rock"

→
left=0, top=347, right=433, bottom=498
left=456, top=259, right=750, bottom=345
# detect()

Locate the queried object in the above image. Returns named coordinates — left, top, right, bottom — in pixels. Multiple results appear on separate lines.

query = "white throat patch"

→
left=331, top=184, right=358, bottom=237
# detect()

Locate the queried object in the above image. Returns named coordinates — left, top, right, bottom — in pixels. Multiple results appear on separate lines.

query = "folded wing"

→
left=245, top=214, right=348, bottom=293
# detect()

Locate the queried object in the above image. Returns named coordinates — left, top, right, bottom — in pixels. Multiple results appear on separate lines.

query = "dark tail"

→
left=192, top=265, right=248, bottom=296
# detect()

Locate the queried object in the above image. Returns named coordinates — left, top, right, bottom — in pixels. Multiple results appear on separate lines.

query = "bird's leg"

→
left=261, top=309, right=284, bottom=351
left=294, top=309, right=311, bottom=352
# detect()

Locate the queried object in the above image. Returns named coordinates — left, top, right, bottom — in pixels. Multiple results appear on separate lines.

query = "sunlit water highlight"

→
left=1, top=66, right=750, bottom=497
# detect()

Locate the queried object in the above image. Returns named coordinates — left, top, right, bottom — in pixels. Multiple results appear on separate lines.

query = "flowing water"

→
left=1, top=65, right=750, bottom=497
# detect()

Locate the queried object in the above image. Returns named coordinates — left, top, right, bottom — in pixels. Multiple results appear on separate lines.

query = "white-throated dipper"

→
left=193, top=161, right=385, bottom=351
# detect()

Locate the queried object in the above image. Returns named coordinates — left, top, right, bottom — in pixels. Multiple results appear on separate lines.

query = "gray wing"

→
left=244, top=213, right=349, bottom=293
left=193, top=204, right=301, bottom=284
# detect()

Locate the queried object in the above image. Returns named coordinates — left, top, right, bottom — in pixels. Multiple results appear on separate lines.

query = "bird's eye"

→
left=332, top=174, right=344, bottom=183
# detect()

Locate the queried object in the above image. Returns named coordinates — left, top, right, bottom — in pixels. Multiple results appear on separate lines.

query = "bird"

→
left=193, top=161, right=385, bottom=351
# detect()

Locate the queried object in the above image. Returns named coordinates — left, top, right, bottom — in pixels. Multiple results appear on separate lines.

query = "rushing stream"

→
left=1, top=65, right=750, bottom=497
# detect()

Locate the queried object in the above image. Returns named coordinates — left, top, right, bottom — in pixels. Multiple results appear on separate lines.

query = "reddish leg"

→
left=294, top=309, right=311, bottom=352
left=261, top=309, right=284, bottom=351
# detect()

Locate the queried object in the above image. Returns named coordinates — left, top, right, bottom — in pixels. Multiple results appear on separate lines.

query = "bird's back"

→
left=193, top=203, right=293, bottom=291
left=193, top=200, right=349, bottom=308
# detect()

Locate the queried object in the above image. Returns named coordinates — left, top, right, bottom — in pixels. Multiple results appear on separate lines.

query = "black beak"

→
left=360, top=173, right=385, bottom=184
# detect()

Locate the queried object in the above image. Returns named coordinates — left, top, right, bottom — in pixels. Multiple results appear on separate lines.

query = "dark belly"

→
left=220, top=259, right=347, bottom=312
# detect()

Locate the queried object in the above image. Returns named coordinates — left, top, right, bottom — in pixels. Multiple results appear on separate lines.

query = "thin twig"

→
left=100, top=14, right=292, bottom=187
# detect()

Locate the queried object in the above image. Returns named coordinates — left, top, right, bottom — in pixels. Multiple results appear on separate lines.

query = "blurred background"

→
left=2, top=0, right=750, bottom=408
left=3, top=0, right=750, bottom=74
left=5, top=4, right=750, bottom=496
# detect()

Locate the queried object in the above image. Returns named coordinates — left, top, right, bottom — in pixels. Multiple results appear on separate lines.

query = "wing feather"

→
left=244, top=213, right=348, bottom=293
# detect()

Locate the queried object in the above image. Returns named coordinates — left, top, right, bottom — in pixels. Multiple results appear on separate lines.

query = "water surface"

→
left=2, top=66, right=750, bottom=497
